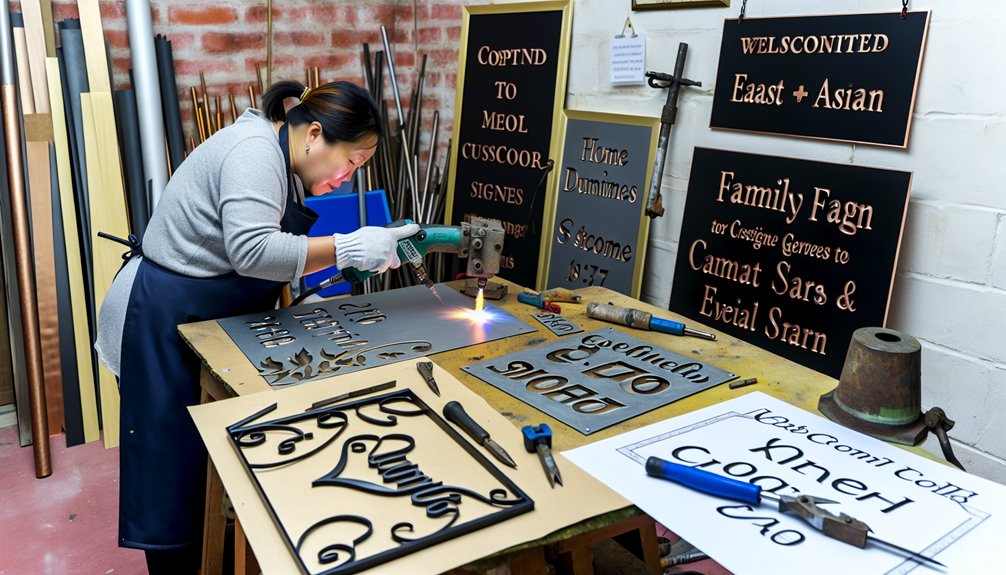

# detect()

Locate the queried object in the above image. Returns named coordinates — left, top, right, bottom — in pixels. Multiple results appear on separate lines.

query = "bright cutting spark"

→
left=442, top=288, right=495, bottom=328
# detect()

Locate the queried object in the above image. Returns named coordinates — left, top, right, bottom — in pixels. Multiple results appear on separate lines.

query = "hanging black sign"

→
left=710, top=11, right=930, bottom=148
left=446, top=1, right=572, bottom=289
left=669, top=148, right=911, bottom=378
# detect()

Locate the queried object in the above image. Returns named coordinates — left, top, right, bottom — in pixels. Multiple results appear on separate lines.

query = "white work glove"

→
left=333, top=223, right=421, bottom=274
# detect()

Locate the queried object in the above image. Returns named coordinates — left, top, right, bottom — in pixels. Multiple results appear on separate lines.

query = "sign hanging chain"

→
left=902, top=0, right=910, bottom=19
left=739, top=0, right=748, bottom=23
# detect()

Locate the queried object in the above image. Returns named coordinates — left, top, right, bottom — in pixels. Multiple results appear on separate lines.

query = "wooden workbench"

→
left=179, top=278, right=842, bottom=574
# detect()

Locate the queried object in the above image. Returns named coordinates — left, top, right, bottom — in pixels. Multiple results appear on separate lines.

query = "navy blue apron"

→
left=117, top=124, right=317, bottom=550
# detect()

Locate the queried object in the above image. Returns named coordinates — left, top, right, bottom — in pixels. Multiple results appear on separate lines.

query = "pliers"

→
left=645, top=456, right=944, bottom=568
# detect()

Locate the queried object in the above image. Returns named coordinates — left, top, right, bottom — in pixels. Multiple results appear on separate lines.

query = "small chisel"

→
left=443, top=401, right=517, bottom=469
left=587, top=302, right=716, bottom=340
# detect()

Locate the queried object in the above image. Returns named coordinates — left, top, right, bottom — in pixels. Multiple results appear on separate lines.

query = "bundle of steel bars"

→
left=361, top=26, right=452, bottom=288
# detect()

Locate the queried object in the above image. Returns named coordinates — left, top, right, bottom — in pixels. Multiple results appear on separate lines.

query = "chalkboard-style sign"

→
left=710, top=11, right=930, bottom=148
left=544, top=110, right=659, bottom=298
left=445, top=1, right=573, bottom=290
left=669, top=148, right=911, bottom=378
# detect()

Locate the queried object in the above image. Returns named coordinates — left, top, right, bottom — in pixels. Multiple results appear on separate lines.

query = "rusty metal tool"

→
left=443, top=401, right=517, bottom=469
left=728, top=377, right=758, bottom=389
left=644, top=43, right=701, bottom=218
left=587, top=302, right=716, bottom=341
left=459, top=279, right=507, bottom=300
left=537, top=289, right=582, bottom=303
left=522, top=424, right=562, bottom=488
left=416, top=361, right=440, bottom=397
left=307, top=380, right=396, bottom=411
left=645, top=456, right=944, bottom=568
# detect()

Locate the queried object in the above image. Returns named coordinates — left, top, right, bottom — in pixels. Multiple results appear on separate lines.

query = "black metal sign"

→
left=446, top=1, right=572, bottom=289
left=463, top=328, right=734, bottom=434
left=544, top=111, right=658, bottom=297
left=669, top=148, right=911, bottom=378
left=710, top=11, right=930, bottom=148
left=228, top=389, right=533, bottom=575
left=217, top=284, right=536, bottom=387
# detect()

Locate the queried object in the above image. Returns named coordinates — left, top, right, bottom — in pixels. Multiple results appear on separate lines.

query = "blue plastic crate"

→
left=302, top=190, right=392, bottom=297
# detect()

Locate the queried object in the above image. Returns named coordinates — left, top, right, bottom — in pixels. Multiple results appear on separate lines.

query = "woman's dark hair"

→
left=262, top=80, right=381, bottom=146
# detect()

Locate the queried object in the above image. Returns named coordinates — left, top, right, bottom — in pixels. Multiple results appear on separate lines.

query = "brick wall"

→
left=36, top=0, right=463, bottom=162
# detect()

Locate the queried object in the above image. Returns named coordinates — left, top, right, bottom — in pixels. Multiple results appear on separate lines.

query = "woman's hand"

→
left=332, top=224, right=421, bottom=273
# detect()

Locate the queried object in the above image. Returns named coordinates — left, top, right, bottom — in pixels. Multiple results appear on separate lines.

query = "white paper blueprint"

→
left=564, top=392, right=1006, bottom=574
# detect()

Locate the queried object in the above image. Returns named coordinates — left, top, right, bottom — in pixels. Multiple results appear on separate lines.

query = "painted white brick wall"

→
left=561, top=0, right=1006, bottom=484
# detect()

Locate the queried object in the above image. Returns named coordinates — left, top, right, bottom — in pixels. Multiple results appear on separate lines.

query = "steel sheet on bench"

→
left=218, top=284, right=536, bottom=387
left=462, top=328, right=735, bottom=434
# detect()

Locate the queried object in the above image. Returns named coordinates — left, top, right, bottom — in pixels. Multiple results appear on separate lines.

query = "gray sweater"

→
left=95, top=109, right=309, bottom=375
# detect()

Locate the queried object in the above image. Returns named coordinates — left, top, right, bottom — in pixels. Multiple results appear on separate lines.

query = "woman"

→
left=95, top=80, right=417, bottom=574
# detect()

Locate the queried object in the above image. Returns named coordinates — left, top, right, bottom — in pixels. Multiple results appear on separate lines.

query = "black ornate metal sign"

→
left=710, top=11, right=931, bottom=148
left=227, top=389, right=533, bottom=575
left=463, top=327, right=735, bottom=434
left=669, top=148, right=910, bottom=379
left=217, top=284, right=536, bottom=386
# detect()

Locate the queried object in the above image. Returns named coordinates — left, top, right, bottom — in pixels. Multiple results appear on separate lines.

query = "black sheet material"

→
left=49, top=143, right=83, bottom=446
left=155, top=34, right=184, bottom=174
left=58, top=20, right=99, bottom=416
left=114, top=89, right=148, bottom=238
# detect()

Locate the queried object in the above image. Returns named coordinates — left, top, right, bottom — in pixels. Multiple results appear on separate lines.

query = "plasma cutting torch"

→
left=291, top=216, right=505, bottom=306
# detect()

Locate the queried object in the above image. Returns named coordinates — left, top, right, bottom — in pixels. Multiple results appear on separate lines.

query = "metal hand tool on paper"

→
left=645, top=456, right=944, bottom=568
left=522, top=424, right=562, bottom=488
left=587, top=302, right=716, bottom=341
left=291, top=216, right=505, bottom=305
left=416, top=361, right=440, bottom=397
left=443, top=401, right=517, bottom=469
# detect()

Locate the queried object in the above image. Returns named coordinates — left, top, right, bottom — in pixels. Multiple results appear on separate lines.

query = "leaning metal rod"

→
left=0, top=0, right=50, bottom=477
left=419, top=110, right=439, bottom=221
left=644, top=42, right=700, bottom=218
left=266, top=0, right=273, bottom=88
left=380, top=25, right=418, bottom=220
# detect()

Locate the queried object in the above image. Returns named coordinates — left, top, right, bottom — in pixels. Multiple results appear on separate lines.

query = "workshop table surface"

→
left=179, top=278, right=841, bottom=452
left=179, top=278, right=855, bottom=573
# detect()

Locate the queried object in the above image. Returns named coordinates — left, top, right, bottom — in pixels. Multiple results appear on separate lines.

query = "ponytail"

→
left=261, top=80, right=381, bottom=146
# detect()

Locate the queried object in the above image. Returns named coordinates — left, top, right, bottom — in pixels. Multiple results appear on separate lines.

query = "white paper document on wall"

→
left=564, top=392, right=1006, bottom=574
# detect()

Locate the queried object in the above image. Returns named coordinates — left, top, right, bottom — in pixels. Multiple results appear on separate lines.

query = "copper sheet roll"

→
left=26, top=140, right=64, bottom=436
left=2, top=84, right=51, bottom=477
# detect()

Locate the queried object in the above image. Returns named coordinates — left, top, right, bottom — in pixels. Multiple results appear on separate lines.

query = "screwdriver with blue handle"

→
left=645, top=456, right=945, bottom=568
left=587, top=302, right=716, bottom=341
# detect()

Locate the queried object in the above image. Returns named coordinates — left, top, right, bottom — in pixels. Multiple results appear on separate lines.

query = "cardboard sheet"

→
left=190, top=358, right=630, bottom=574
left=564, top=392, right=1006, bottom=574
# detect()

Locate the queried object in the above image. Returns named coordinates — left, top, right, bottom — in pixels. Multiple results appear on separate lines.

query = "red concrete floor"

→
left=0, top=425, right=146, bottom=575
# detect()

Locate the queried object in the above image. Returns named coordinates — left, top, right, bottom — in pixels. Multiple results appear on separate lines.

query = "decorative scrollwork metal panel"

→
left=217, top=284, right=536, bottom=386
left=463, top=328, right=736, bottom=434
left=227, top=389, right=534, bottom=575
